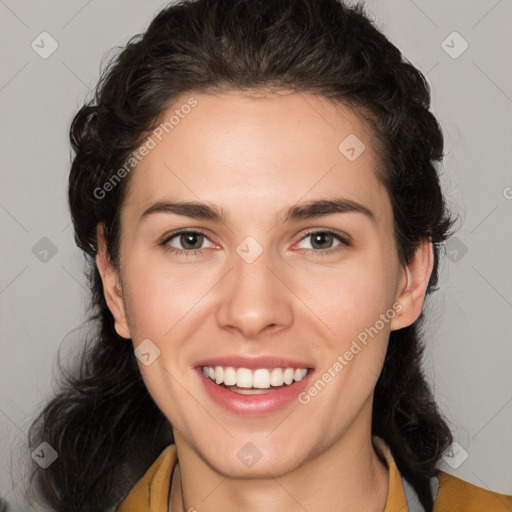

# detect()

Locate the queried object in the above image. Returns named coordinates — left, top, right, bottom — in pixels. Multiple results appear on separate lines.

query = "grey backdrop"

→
left=1, top=0, right=511, bottom=510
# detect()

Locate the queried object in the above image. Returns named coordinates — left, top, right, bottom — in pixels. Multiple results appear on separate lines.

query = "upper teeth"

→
left=202, top=366, right=308, bottom=388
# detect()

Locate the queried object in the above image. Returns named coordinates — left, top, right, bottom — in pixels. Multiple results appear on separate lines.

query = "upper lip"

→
left=195, top=355, right=315, bottom=370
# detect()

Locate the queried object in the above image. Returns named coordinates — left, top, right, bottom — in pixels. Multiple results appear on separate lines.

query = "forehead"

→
left=121, top=89, right=390, bottom=225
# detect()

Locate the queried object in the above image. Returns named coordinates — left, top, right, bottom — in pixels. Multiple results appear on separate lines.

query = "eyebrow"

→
left=140, top=198, right=375, bottom=224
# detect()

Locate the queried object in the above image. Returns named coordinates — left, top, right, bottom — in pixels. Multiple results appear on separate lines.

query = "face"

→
left=97, top=89, right=431, bottom=478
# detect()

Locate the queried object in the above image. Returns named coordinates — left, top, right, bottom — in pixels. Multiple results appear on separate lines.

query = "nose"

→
left=215, top=247, right=294, bottom=339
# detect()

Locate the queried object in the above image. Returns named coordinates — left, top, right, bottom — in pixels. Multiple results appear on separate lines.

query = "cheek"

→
left=122, top=260, right=213, bottom=340
left=290, top=252, right=399, bottom=337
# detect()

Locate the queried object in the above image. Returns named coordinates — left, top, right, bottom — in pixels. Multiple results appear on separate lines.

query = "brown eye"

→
left=295, top=230, right=349, bottom=254
left=163, top=230, right=214, bottom=254
left=309, top=232, right=336, bottom=250
left=178, top=232, right=205, bottom=250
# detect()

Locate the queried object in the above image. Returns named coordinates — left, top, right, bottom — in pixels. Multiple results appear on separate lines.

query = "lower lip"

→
left=197, top=368, right=315, bottom=417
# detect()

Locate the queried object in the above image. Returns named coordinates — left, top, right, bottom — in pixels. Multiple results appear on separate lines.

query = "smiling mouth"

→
left=201, top=365, right=311, bottom=394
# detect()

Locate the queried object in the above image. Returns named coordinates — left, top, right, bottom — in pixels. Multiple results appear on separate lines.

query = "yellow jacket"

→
left=116, top=437, right=512, bottom=511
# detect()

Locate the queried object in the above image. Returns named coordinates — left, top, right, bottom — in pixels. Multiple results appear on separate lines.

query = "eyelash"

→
left=160, top=229, right=350, bottom=257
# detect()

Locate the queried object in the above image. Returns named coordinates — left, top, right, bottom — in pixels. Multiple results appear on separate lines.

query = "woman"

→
left=27, top=0, right=512, bottom=511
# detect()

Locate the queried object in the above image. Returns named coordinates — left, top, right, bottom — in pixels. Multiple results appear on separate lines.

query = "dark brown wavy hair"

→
left=27, top=0, right=454, bottom=510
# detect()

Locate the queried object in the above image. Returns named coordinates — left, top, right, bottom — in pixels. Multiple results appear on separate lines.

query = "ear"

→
left=390, top=239, right=434, bottom=331
left=95, top=223, right=131, bottom=339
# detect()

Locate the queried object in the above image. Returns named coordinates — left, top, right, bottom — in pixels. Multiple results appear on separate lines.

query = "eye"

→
left=294, top=230, right=350, bottom=255
left=160, top=229, right=349, bottom=257
left=161, top=230, right=215, bottom=256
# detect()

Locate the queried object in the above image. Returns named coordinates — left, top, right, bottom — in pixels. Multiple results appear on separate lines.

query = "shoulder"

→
left=115, top=444, right=177, bottom=512
left=434, top=471, right=512, bottom=511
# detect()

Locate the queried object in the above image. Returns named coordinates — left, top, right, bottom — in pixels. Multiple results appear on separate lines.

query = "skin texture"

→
left=96, top=89, right=433, bottom=512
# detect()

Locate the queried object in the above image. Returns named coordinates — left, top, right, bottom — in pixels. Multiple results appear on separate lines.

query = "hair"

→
left=27, top=0, right=455, bottom=510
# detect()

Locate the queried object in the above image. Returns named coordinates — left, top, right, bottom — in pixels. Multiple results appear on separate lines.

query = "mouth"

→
left=196, top=362, right=315, bottom=416
left=200, top=365, right=311, bottom=394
